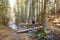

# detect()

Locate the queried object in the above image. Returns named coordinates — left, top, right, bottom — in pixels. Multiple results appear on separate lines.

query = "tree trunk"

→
left=42, top=0, right=48, bottom=33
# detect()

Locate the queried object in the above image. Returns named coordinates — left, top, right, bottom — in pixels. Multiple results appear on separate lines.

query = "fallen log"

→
left=16, top=26, right=42, bottom=33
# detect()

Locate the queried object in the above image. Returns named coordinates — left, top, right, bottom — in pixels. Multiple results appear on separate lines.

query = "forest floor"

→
left=0, top=20, right=60, bottom=40
left=0, top=24, right=38, bottom=40
left=48, top=20, right=60, bottom=40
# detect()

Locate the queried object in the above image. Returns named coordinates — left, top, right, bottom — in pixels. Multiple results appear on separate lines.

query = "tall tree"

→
left=42, top=0, right=48, bottom=33
left=29, top=0, right=35, bottom=23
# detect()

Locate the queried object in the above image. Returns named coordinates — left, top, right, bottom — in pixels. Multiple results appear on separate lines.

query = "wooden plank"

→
left=16, top=26, right=42, bottom=33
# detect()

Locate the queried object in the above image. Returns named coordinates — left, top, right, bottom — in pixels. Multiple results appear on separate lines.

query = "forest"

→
left=0, top=0, right=60, bottom=40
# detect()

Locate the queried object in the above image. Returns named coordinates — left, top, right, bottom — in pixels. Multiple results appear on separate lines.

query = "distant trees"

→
left=15, top=0, right=48, bottom=26
left=14, top=0, right=58, bottom=26
left=0, top=0, right=9, bottom=25
left=0, top=0, right=59, bottom=27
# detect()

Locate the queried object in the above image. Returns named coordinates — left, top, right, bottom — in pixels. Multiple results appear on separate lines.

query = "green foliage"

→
left=0, top=0, right=9, bottom=24
left=36, top=28, right=51, bottom=40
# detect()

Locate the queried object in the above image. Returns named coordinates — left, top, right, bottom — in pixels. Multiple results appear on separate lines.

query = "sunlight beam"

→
left=9, top=0, right=16, bottom=8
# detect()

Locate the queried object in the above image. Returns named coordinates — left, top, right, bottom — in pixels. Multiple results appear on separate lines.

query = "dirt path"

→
left=0, top=24, right=37, bottom=40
